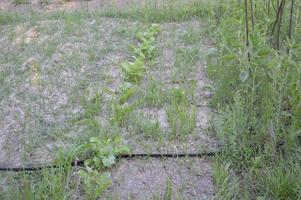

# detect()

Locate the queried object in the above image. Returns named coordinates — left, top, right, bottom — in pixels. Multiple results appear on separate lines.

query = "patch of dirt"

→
left=136, top=107, right=169, bottom=129
left=103, top=158, right=215, bottom=200
left=123, top=128, right=219, bottom=155
left=0, top=104, right=24, bottom=168
left=14, top=27, right=39, bottom=45
left=196, top=107, right=212, bottom=129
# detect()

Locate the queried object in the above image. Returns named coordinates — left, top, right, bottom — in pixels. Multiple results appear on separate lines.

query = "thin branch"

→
left=276, top=0, right=286, bottom=50
left=288, top=0, right=295, bottom=40
left=268, top=0, right=271, bottom=16
left=245, top=0, right=250, bottom=60
left=250, top=0, right=255, bottom=30
left=271, top=0, right=285, bottom=37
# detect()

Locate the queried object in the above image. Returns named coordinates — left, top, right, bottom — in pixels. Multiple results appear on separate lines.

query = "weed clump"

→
left=206, top=1, right=301, bottom=199
left=166, top=89, right=196, bottom=139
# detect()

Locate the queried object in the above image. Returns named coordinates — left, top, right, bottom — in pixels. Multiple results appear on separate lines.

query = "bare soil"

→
left=103, top=158, right=215, bottom=200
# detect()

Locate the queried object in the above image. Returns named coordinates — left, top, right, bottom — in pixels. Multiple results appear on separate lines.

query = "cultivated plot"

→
left=0, top=11, right=218, bottom=199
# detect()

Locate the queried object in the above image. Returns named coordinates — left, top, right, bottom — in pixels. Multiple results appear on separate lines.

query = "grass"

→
left=0, top=0, right=212, bottom=25
left=131, top=113, right=163, bottom=140
left=179, top=25, right=202, bottom=45
left=204, top=1, right=301, bottom=199
left=137, top=79, right=167, bottom=107
left=166, top=88, right=197, bottom=139
left=98, top=0, right=212, bottom=23
left=0, top=149, right=75, bottom=199
left=110, top=102, right=134, bottom=126
left=13, top=0, right=28, bottom=5
left=212, top=158, right=240, bottom=199
left=172, top=47, right=199, bottom=83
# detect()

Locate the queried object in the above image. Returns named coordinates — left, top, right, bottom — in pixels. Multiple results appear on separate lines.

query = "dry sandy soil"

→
left=103, top=158, right=214, bottom=199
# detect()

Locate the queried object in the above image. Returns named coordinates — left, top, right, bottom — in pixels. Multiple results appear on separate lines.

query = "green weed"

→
left=110, top=102, right=134, bottom=126
left=138, top=79, right=166, bottom=107
left=132, top=115, right=163, bottom=140
left=39, top=0, right=51, bottom=5
left=118, top=82, right=137, bottom=104
left=131, top=24, right=161, bottom=60
left=255, top=155, right=301, bottom=200
left=13, top=0, right=28, bottom=5
left=179, top=26, right=201, bottom=45
left=75, top=137, right=129, bottom=199
left=80, top=93, right=103, bottom=120
left=166, top=89, right=196, bottom=139
left=212, top=160, right=240, bottom=200
left=172, top=48, right=199, bottom=82
left=166, top=103, right=196, bottom=139
left=206, top=0, right=301, bottom=199
left=121, top=58, right=145, bottom=84
left=100, top=1, right=212, bottom=23
left=76, top=137, right=129, bottom=170
left=151, top=178, right=176, bottom=200
left=78, top=169, right=111, bottom=200
left=0, top=149, right=75, bottom=199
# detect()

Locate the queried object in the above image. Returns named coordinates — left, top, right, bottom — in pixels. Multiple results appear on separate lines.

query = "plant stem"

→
left=288, top=0, right=294, bottom=40
left=250, top=0, right=255, bottom=30
left=245, top=0, right=250, bottom=61
left=276, top=0, right=286, bottom=50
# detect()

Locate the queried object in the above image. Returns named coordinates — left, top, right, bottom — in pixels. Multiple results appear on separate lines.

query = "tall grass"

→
left=0, top=0, right=213, bottom=25
left=205, top=0, right=301, bottom=199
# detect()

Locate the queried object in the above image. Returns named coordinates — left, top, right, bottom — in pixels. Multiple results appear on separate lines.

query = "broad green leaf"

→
left=102, top=155, right=116, bottom=167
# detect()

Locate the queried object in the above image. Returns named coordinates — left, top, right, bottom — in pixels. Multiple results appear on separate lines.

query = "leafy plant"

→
left=75, top=137, right=130, bottom=199
left=78, top=169, right=111, bottom=200
left=130, top=38, right=156, bottom=60
left=131, top=24, right=161, bottom=59
left=121, top=24, right=160, bottom=85
left=110, top=102, right=134, bottom=126
left=118, top=82, right=137, bottom=104
left=136, top=24, right=161, bottom=41
left=121, top=58, right=145, bottom=84
left=77, top=137, right=130, bottom=170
